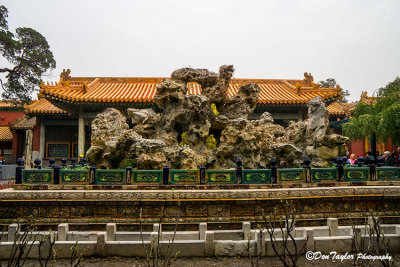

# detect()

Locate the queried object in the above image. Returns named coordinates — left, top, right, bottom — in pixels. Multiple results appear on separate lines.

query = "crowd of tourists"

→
left=346, top=147, right=400, bottom=166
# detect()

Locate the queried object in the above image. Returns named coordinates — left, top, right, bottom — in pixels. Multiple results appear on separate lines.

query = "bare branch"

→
left=0, top=67, right=13, bottom=73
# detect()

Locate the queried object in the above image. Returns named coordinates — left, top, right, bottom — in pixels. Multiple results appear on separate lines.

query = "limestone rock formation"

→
left=126, top=108, right=157, bottom=125
left=171, top=68, right=219, bottom=88
left=306, top=96, right=329, bottom=140
left=222, top=83, right=260, bottom=119
left=90, top=108, right=129, bottom=147
left=87, top=66, right=348, bottom=169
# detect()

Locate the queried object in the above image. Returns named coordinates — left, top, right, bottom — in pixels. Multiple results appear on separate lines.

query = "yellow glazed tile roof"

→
left=38, top=74, right=342, bottom=106
left=0, top=100, right=24, bottom=109
left=0, top=127, right=13, bottom=142
left=359, top=91, right=377, bottom=104
left=9, top=115, right=37, bottom=130
left=0, top=100, right=17, bottom=108
left=25, top=99, right=69, bottom=116
left=327, top=91, right=378, bottom=117
left=326, top=102, right=357, bottom=116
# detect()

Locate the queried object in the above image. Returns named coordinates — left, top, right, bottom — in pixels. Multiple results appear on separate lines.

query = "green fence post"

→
left=236, top=157, right=242, bottom=184
left=200, top=166, right=206, bottom=184
left=368, top=156, right=376, bottom=181
left=270, top=158, right=277, bottom=183
left=90, top=166, right=96, bottom=184
left=303, top=157, right=311, bottom=183
left=34, top=158, right=41, bottom=169
left=61, top=158, right=67, bottom=168
left=126, top=167, right=132, bottom=184
left=49, top=158, right=55, bottom=168
left=162, top=166, right=169, bottom=185
left=336, top=157, right=343, bottom=182
left=53, top=165, right=60, bottom=184
left=70, top=158, right=76, bottom=168
left=15, top=158, right=24, bottom=184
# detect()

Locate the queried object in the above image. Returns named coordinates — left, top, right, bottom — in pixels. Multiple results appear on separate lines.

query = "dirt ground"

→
left=3, top=256, right=398, bottom=267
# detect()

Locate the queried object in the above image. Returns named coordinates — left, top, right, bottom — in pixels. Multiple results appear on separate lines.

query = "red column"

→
left=11, top=132, right=18, bottom=157
left=32, top=125, right=40, bottom=151
left=349, top=139, right=365, bottom=156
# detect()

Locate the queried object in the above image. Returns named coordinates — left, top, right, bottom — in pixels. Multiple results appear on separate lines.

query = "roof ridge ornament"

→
left=295, top=82, right=301, bottom=93
left=37, top=92, right=44, bottom=99
left=60, top=69, right=71, bottom=86
left=360, top=91, right=369, bottom=103
left=304, top=72, right=314, bottom=85
left=82, top=82, right=88, bottom=93
left=304, top=72, right=322, bottom=89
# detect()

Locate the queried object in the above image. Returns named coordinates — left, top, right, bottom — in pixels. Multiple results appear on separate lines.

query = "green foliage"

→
left=179, top=131, right=189, bottom=146
left=211, top=103, right=219, bottom=115
left=339, top=89, right=350, bottom=103
left=0, top=5, right=7, bottom=30
left=319, top=78, right=349, bottom=103
left=119, top=158, right=136, bottom=168
left=343, top=77, right=400, bottom=145
left=0, top=5, right=56, bottom=103
left=206, top=134, right=217, bottom=149
left=319, top=78, right=337, bottom=88
left=377, top=76, right=400, bottom=98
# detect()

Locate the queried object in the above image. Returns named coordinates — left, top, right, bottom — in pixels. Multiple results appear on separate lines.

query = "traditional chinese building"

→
left=23, top=70, right=343, bottom=160
left=327, top=92, right=394, bottom=156
left=9, top=115, right=39, bottom=160
left=0, top=101, right=25, bottom=163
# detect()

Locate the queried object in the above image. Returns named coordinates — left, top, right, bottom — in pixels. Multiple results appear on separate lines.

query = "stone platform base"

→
left=11, top=180, right=400, bottom=191
left=1, top=182, right=400, bottom=230
left=1, top=221, right=399, bottom=258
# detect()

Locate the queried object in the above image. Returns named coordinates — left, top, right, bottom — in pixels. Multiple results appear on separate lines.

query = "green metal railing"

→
left=16, top=157, right=400, bottom=186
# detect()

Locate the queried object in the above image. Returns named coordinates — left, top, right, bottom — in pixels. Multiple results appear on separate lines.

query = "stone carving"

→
left=87, top=66, right=348, bottom=169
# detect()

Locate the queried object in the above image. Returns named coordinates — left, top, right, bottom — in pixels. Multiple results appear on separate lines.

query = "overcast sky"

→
left=2, top=0, right=400, bottom=101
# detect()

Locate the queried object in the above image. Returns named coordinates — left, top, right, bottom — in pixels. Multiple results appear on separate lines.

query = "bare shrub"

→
left=139, top=201, right=181, bottom=267
left=262, top=200, right=305, bottom=267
